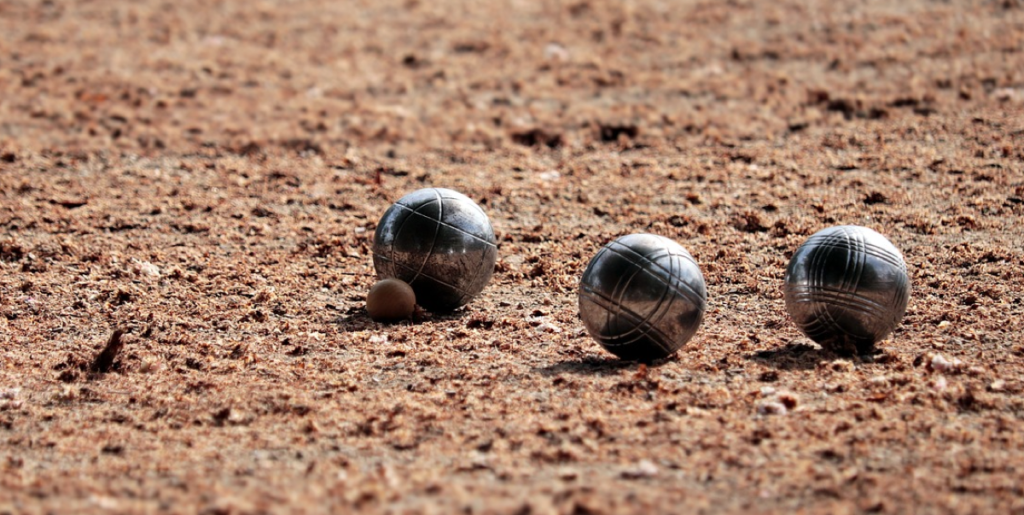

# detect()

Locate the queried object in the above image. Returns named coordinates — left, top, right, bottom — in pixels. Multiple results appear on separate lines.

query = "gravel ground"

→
left=2, top=0, right=1024, bottom=513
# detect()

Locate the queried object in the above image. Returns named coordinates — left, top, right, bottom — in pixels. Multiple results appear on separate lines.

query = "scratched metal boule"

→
left=578, top=233, right=707, bottom=361
left=783, top=225, right=911, bottom=355
left=372, top=187, right=497, bottom=312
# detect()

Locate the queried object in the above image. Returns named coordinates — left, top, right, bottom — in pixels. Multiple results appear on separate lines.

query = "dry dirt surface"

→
left=2, top=0, right=1024, bottom=513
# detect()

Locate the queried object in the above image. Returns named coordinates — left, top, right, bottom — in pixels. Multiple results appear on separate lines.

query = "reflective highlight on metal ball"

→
left=783, top=225, right=911, bottom=355
left=579, top=234, right=707, bottom=361
left=372, top=188, right=497, bottom=312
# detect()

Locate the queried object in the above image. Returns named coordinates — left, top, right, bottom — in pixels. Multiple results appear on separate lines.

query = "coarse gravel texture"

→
left=2, top=0, right=1024, bottom=513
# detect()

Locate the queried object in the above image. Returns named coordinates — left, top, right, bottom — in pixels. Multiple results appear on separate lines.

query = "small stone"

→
left=927, top=353, right=962, bottom=373
left=757, top=400, right=788, bottom=416
left=777, top=391, right=799, bottom=410
left=621, top=459, right=658, bottom=479
left=131, top=259, right=161, bottom=278
left=534, top=322, right=563, bottom=334
left=993, top=88, right=1017, bottom=102
left=543, top=43, right=570, bottom=61
left=966, top=366, right=985, bottom=377
left=538, top=170, right=561, bottom=182
left=830, top=360, right=856, bottom=373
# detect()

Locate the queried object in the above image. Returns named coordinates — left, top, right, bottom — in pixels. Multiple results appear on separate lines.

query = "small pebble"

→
left=776, top=391, right=799, bottom=410
left=757, top=401, right=788, bottom=416
left=543, top=42, right=570, bottom=61
left=928, top=353, right=962, bottom=373
left=621, top=459, right=658, bottom=479
left=131, top=259, right=161, bottom=278
left=557, top=467, right=579, bottom=480
left=534, top=322, right=563, bottom=334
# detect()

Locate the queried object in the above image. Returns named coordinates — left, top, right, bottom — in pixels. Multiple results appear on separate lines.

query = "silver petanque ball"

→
left=783, top=225, right=911, bottom=355
left=372, top=187, right=498, bottom=312
left=579, top=233, right=707, bottom=361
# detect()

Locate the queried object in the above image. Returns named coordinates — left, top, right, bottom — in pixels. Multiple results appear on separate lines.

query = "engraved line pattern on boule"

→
left=581, top=287, right=676, bottom=355
left=788, top=286, right=891, bottom=324
left=389, top=202, right=498, bottom=247
left=388, top=258, right=473, bottom=297
left=891, top=272, right=911, bottom=324
left=809, top=228, right=905, bottom=340
left=598, top=243, right=704, bottom=346
left=578, top=233, right=706, bottom=360
left=604, top=246, right=692, bottom=339
left=582, top=270, right=680, bottom=354
left=810, top=229, right=872, bottom=337
left=386, top=195, right=444, bottom=284
left=589, top=251, right=680, bottom=352
left=409, top=189, right=445, bottom=285
left=581, top=239, right=703, bottom=355
left=382, top=194, right=498, bottom=301
left=439, top=187, right=490, bottom=219
left=799, top=233, right=908, bottom=271
left=606, top=246, right=670, bottom=344
left=783, top=225, right=910, bottom=354
left=808, top=230, right=857, bottom=342
left=372, top=187, right=497, bottom=312
left=604, top=241, right=706, bottom=307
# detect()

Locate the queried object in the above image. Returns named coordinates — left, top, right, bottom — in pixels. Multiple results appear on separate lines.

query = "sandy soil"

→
left=2, top=0, right=1024, bottom=513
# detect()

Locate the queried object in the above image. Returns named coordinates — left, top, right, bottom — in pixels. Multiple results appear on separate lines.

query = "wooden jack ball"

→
left=366, top=278, right=416, bottom=322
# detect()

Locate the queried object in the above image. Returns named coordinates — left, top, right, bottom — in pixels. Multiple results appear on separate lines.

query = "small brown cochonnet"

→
left=365, top=278, right=417, bottom=322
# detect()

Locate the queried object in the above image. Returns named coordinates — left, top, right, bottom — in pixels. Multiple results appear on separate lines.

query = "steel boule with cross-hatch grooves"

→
left=372, top=187, right=497, bottom=312
left=783, top=225, right=911, bottom=356
left=578, top=233, right=707, bottom=361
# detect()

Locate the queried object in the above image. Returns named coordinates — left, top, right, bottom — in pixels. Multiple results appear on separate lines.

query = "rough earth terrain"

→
left=1, top=0, right=1024, bottom=513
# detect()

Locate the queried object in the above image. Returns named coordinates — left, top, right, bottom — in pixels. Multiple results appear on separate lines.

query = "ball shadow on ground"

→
left=745, top=342, right=834, bottom=371
left=332, top=306, right=471, bottom=333
left=534, top=355, right=668, bottom=377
